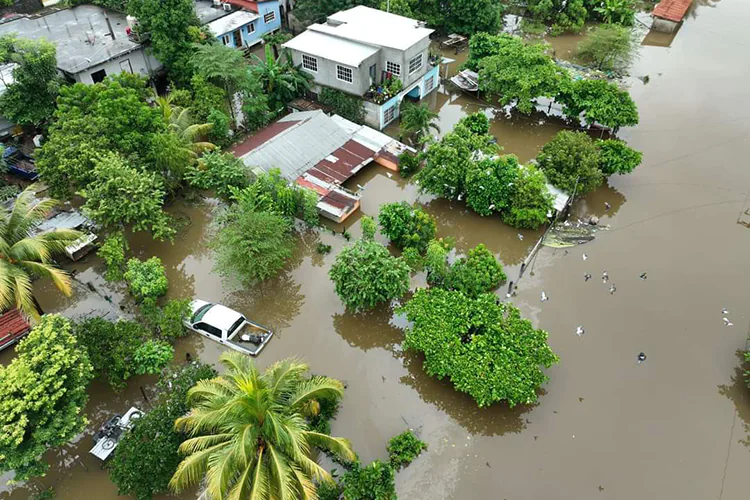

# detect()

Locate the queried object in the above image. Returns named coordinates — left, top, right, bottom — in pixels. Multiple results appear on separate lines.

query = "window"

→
left=195, top=322, right=222, bottom=338
left=263, top=10, right=276, bottom=23
left=119, top=59, right=133, bottom=74
left=221, top=34, right=231, bottom=45
left=409, top=53, right=423, bottom=74
left=91, top=69, right=107, bottom=83
left=386, top=61, right=401, bottom=77
left=247, top=22, right=255, bottom=34
left=191, top=304, right=214, bottom=323
left=383, top=105, right=396, bottom=125
left=336, top=65, right=353, bottom=84
left=425, top=75, right=435, bottom=93
left=302, top=54, right=318, bottom=72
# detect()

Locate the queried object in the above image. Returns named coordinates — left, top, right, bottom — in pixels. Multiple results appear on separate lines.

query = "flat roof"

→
left=310, top=6, right=433, bottom=51
left=0, top=5, right=145, bottom=74
left=283, top=30, right=379, bottom=67
left=206, top=10, right=259, bottom=36
left=194, top=0, right=234, bottom=25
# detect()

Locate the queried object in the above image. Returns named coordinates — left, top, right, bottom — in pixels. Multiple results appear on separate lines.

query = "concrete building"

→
left=282, top=6, right=440, bottom=130
left=0, top=5, right=162, bottom=84
left=231, top=110, right=413, bottom=222
left=195, top=0, right=281, bottom=50
left=651, top=0, right=692, bottom=33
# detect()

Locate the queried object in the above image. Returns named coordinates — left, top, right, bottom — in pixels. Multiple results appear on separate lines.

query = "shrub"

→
left=400, top=289, right=559, bottom=407
left=74, top=317, right=149, bottom=390
left=398, top=151, right=420, bottom=178
left=378, top=202, right=436, bottom=253
left=424, top=238, right=451, bottom=288
left=387, top=430, right=427, bottom=470
left=319, top=87, right=365, bottom=124
left=329, top=237, right=410, bottom=312
left=307, top=395, right=341, bottom=435
left=140, top=298, right=192, bottom=341
left=316, top=481, right=343, bottom=500
left=132, top=340, right=174, bottom=376
left=401, top=246, right=423, bottom=272
left=124, top=257, right=169, bottom=300
left=212, top=204, right=294, bottom=283
left=447, top=244, right=506, bottom=297
left=185, top=151, right=249, bottom=198
left=465, top=156, right=520, bottom=216
left=503, top=165, right=554, bottom=230
left=597, top=139, right=643, bottom=175
left=536, top=130, right=603, bottom=195
left=577, top=24, right=638, bottom=72
left=207, top=108, right=231, bottom=147
left=109, top=362, right=217, bottom=500
left=231, top=168, right=319, bottom=225
left=341, top=460, right=396, bottom=500
left=98, top=231, right=129, bottom=281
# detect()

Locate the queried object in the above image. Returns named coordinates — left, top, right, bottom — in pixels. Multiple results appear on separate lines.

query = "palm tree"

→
left=399, top=102, right=440, bottom=147
left=158, top=97, right=216, bottom=155
left=250, top=45, right=312, bottom=112
left=0, top=188, right=81, bottom=318
left=170, top=352, right=356, bottom=500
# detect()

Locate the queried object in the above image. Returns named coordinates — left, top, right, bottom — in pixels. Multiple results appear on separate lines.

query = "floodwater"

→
left=4, top=2, right=750, bottom=498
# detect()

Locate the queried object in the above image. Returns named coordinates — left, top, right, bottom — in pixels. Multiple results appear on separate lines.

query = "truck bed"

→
left=226, top=322, right=273, bottom=356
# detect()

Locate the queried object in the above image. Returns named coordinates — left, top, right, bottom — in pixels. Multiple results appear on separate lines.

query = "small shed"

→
left=652, top=0, right=692, bottom=33
left=0, top=309, right=31, bottom=351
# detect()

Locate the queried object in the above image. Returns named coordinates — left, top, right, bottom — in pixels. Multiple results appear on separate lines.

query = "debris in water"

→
left=579, top=397, right=585, bottom=402
left=609, top=284, right=616, bottom=295
left=541, top=291, right=549, bottom=302
left=517, top=233, right=524, bottom=240
left=486, top=462, right=491, bottom=468
left=639, top=75, right=650, bottom=84
left=599, top=485, right=605, bottom=492
left=605, top=202, right=611, bottom=210
left=576, top=326, right=585, bottom=337
left=723, top=317, right=734, bottom=326
left=640, top=272, right=648, bottom=280
left=637, top=352, right=647, bottom=364
left=602, top=271, right=609, bottom=283
left=582, top=253, right=588, bottom=260
left=589, top=216, right=599, bottom=226
left=386, top=172, right=393, bottom=178
left=722, top=308, right=729, bottom=315
left=584, top=273, right=592, bottom=282
left=543, top=220, right=608, bottom=248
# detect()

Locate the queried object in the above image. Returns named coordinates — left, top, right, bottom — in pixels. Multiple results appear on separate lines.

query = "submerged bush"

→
left=378, top=202, right=436, bottom=253
left=124, top=257, right=168, bottom=300
left=387, top=430, right=427, bottom=470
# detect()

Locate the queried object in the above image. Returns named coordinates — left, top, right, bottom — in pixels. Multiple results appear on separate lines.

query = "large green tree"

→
left=527, top=0, right=588, bottom=33
left=400, top=289, right=558, bottom=407
left=577, top=24, right=639, bottom=72
left=0, top=35, right=60, bottom=128
left=536, top=130, right=603, bottom=195
left=558, top=78, right=639, bottom=130
left=464, top=155, right=520, bottom=216
left=79, top=152, right=175, bottom=240
left=378, top=202, right=436, bottom=253
left=169, top=353, right=357, bottom=499
left=127, top=0, right=200, bottom=84
left=109, top=362, right=217, bottom=500
left=477, top=35, right=566, bottom=114
left=329, top=219, right=410, bottom=312
left=503, top=165, right=554, bottom=230
left=0, top=315, right=94, bottom=480
left=0, top=188, right=80, bottom=318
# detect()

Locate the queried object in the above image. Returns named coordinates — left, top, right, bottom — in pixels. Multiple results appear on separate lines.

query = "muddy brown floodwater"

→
left=4, top=2, right=750, bottom=499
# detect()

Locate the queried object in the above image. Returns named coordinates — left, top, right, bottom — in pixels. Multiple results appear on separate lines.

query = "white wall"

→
left=73, top=48, right=162, bottom=84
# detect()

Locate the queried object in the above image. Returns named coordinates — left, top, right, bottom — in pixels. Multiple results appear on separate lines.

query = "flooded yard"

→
left=3, top=1, right=750, bottom=499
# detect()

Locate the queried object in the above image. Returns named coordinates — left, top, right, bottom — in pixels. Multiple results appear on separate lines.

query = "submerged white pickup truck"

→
left=184, top=300, right=273, bottom=356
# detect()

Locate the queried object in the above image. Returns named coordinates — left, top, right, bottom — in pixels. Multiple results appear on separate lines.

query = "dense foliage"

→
left=80, top=152, right=175, bottom=241
left=400, top=289, right=559, bottom=407
left=295, top=0, right=377, bottom=24
left=399, top=102, right=440, bottom=146
left=250, top=45, right=312, bottom=113
left=212, top=201, right=294, bottom=283
left=98, top=231, right=129, bottom=281
left=412, top=0, right=504, bottom=35
left=124, top=257, right=169, bottom=300
left=577, top=24, right=639, bottom=72
left=169, top=353, right=356, bottom=499
left=378, top=202, right=436, bottom=253
left=526, top=0, right=588, bottom=34
left=398, top=151, right=420, bottom=178
left=415, top=114, right=553, bottom=229
left=587, top=0, right=636, bottom=26
left=109, top=362, right=218, bottom=500
left=74, top=317, right=152, bottom=390
left=127, top=0, right=200, bottom=84
left=341, top=460, right=397, bottom=500
left=185, top=151, right=250, bottom=198
left=330, top=227, right=411, bottom=312
left=387, top=430, right=427, bottom=470
left=536, top=130, right=604, bottom=195
left=141, top=298, right=192, bottom=341
left=446, top=244, right=506, bottom=297
left=597, top=138, right=643, bottom=175
left=558, top=78, right=639, bottom=129
left=132, top=340, right=174, bottom=376
left=0, top=315, right=93, bottom=480
left=477, top=35, right=566, bottom=114
left=320, top=87, right=365, bottom=124
left=231, top=168, right=320, bottom=225
left=0, top=189, right=80, bottom=318
left=0, top=35, right=60, bottom=127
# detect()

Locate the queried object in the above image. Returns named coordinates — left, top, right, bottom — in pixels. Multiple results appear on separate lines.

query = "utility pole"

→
left=387, top=0, right=390, bottom=12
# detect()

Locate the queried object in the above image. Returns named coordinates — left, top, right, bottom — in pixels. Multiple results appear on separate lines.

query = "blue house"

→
left=196, top=0, right=281, bottom=49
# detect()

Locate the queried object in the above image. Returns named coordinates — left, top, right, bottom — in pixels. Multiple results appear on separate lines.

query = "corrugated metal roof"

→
left=0, top=309, right=30, bottom=347
left=282, top=30, right=379, bottom=67
left=206, top=10, right=259, bottom=36
left=653, top=0, right=692, bottom=22
left=37, top=210, right=91, bottom=233
left=546, top=184, right=571, bottom=213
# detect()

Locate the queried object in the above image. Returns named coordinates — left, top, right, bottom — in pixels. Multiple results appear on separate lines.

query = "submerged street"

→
left=2, top=1, right=750, bottom=498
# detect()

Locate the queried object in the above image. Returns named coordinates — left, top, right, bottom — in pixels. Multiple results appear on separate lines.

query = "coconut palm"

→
left=250, top=45, right=312, bottom=112
left=170, top=352, right=356, bottom=500
left=0, top=188, right=81, bottom=318
left=157, top=97, right=215, bottom=155
left=399, top=102, right=440, bottom=147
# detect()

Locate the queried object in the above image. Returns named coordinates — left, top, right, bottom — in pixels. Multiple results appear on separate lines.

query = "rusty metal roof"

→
left=0, top=309, right=30, bottom=347
left=653, top=0, right=692, bottom=22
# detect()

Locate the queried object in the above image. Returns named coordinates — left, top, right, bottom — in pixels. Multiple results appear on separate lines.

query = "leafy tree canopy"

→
left=586, top=0, right=636, bottom=26
left=109, top=362, right=217, bottom=500
left=465, top=155, right=520, bottom=216
left=329, top=234, right=410, bottom=312
left=79, top=152, right=175, bottom=240
left=597, top=138, right=642, bottom=175
left=477, top=34, right=566, bottom=114
left=341, top=460, right=396, bottom=500
left=536, top=130, right=603, bottom=195
left=0, top=35, right=60, bottom=127
left=446, top=243, right=506, bottom=297
left=97, top=231, right=129, bottom=281
left=577, top=23, right=639, bottom=72
left=124, top=256, right=169, bottom=300
left=379, top=0, right=413, bottom=17
left=387, top=430, right=427, bottom=470
left=132, top=340, right=174, bottom=376
left=294, top=0, right=377, bottom=24
left=185, top=151, right=250, bottom=198
left=400, top=289, right=559, bottom=407
left=527, top=0, right=588, bottom=33
left=231, top=168, right=319, bottom=225
left=558, top=78, right=639, bottom=129
left=0, top=315, right=93, bottom=481
left=378, top=202, right=436, bottom=253
left=503, top=165, right=554, bottom=230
